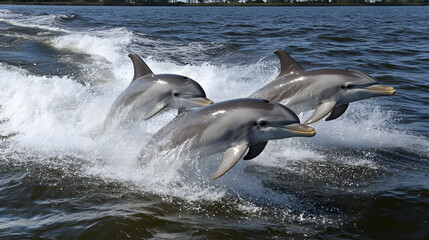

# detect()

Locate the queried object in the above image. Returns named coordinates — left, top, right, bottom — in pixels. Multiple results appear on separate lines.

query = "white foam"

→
left=49, top=28, right=133, bottom=65
left=0, top=11, right=70, bottom=33
left=305, top=102, right=429, bottom=153
left=0, top=9, right=22, bottom=20
left=0, top=64, right=98, bottom=152
left=0, top=20, right=428, bottom=211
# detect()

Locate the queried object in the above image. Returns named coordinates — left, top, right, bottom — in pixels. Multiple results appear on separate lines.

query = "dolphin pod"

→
left=107, top=51, right=395, bottom=179
left=250, top=50, right=396, bottom=124
left=104, top=53, right=213, bottom=128
left=145, top=98, right=315, bottom=179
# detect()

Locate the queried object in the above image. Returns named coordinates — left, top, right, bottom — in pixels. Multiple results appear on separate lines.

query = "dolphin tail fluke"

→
left=326, top=104, right=349, bottom=121
left=210, top=143, right=248, bottom=180
left=274, top=50, right=305, bottom=78
left=304, top=101, right=337, bottom=125
left=243, top=141, right=268, bottom=160
left=128, top=53, right=154, bottom=82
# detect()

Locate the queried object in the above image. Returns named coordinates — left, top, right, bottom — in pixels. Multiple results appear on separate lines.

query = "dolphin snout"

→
left=365, top=84, right=396, bottom=96
left=188, top=97, right=214, bottom=106
left=283, top=123, right=316, bottom=137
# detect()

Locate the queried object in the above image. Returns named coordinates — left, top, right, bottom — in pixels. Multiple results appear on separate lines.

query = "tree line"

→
left=0, top=0, right=428, bottom=5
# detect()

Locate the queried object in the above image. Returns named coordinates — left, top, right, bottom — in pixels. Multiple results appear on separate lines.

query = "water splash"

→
left=0, top=13, right=427, bottom=210
left=0, top=9, right=71, bottom=33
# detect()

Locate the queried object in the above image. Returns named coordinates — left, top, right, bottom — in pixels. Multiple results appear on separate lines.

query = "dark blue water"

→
left=0, top=5, right=428, bottom=239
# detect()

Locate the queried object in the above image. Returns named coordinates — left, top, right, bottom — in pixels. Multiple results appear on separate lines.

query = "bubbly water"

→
left=0, top=5, right=428, bottom=239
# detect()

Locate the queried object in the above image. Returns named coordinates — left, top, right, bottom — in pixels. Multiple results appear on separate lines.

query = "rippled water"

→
left=0, top=5, right=428, bottom=239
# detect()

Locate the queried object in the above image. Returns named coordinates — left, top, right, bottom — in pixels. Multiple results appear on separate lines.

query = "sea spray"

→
left=0, top=6, right=427, bottom=209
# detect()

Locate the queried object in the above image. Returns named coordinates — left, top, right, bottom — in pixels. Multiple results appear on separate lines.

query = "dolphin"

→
left=250, top=50, right=396, bottom=124
left=144, top=98, right=315, bottom=179
left=105, top=53, right=213, bottom=126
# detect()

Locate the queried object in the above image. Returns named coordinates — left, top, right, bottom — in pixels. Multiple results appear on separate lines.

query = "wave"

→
left=49, top=27, right=133, bottom=64
left=0, top=10, right=82, bottom=34
left=0, top=8, right=427, bottom=208
left=1, top=48, right=427, bottom=207
left=0, top=16, right=70, bottom=33
left=0, top=9, right=20, bottom=19
left=56, top=13, right=81, bottom=22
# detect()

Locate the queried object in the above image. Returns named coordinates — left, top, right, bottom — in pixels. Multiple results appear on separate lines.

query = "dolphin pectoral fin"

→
left=304, top=101, right=337, bottom=124
left=274, top=50, right=305, bottom=78
left=128, top=53, right=154, bottom=82
left=210, top=144, right=248, bottom=180
left=326, top=103, right=349, bottom=121
left=143, top=102, right=167, bottom=120
left=243, top=141, right=268, bottom=160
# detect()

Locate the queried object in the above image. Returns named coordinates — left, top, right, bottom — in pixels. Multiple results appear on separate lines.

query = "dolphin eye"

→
left=258, top=120, right=268, bottom=126
left=173, top=92, right=179, bottom=97
left=341, top=84, right=354, bottom=89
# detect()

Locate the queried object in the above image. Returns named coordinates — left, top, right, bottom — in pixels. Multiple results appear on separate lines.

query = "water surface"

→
left=0, top=5, right=428, bottom=239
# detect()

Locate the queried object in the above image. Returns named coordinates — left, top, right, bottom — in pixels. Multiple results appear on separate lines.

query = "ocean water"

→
left=0, top=5, right=428, bottom=239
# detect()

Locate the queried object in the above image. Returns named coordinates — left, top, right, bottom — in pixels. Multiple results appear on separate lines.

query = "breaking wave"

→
left=0, top=7, right=427, bottom=217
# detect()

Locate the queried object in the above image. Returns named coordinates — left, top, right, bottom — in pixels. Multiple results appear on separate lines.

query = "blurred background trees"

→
left=0, top=0, right=427, bottom=6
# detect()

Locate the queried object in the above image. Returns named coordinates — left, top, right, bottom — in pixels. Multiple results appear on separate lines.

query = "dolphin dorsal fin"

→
left=274, top=50, right=304, bottom=78
left=128, top=53, right=154, bottom=82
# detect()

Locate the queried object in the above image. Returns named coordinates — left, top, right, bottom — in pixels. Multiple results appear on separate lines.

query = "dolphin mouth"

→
left=188, top=97, right=214, bottom=106
left=282, top=123, right=316, bottom=137
left=365, top=84, right=396, bottom=96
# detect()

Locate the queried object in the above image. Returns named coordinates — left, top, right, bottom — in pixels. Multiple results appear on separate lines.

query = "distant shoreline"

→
left=1, top=2, right=428, bottom=6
